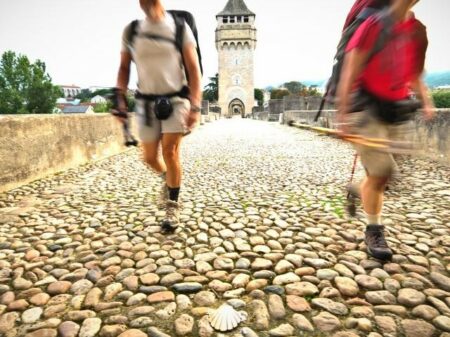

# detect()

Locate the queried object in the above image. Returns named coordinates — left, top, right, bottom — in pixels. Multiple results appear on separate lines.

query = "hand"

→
left=336, top=111, right=350, bottom=135
left=422, top=103, right=435, bottom=122
left=186, top=110, right=200, bottom=130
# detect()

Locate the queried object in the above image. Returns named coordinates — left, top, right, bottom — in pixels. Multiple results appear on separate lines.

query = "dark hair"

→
left=372, top=0, right=391, bottom=9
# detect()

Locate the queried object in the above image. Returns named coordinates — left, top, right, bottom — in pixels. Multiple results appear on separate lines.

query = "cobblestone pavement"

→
left=1, top=119, right=450, bottom=337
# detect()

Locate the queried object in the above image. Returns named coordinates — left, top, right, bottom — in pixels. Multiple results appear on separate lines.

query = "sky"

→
left=0, top=0, right=449, bottom=89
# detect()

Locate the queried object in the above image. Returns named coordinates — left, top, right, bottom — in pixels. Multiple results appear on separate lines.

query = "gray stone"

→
left=401, top=319, right=436, bottom=337
left=174, top=314, right=194, bottom=336
left=311, top=298, right=349, bottom=315
left=79, top=318, right=102, bottom=337
left=268, top=323, right=294, bottom=336
left=312, top=312, right=341, bottom=332
left=434, top=316, right=450, bottom=332
left=292, top=313, right=314, bottom=332
left=398, top=288, right=426, bottom=307
left=58, top=321, right=81, bottom=337
left=268, top=294, right=285, bottom=319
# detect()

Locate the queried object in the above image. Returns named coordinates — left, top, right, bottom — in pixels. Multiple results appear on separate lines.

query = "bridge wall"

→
left=0, top=114, right=126, bottom=192
left=282, top=109, right=450, bottom=163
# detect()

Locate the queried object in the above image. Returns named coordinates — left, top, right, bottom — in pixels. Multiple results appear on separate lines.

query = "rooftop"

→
left=217, top=0, right=255, bottom=17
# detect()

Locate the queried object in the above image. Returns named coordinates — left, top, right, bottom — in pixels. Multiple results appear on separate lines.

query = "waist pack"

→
left=136, top=86, right=189, bottom=125
left=350, top=89, right=422, bottom=124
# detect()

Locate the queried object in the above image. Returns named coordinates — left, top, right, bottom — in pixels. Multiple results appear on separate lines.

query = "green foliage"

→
left=432, top=90, right=450, bottom=108
left=203, top=73, right=218, bottom=102
left=93, top=102, right=112, bottom=113
left=283, top=81, right=306, bottom=94
left=271, top=89, right=290, bottom=99
left=254, top=88, right=264, bottom=106
left=75, top=89, right=92, bottom=102
left=0, top=50, right=61, bottom=114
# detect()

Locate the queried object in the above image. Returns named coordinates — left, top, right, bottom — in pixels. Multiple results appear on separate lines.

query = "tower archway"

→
left=228, top=98, right=245, bottom=118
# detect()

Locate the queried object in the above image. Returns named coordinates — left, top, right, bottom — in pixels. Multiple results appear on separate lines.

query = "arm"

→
left=182, top=43, right=202, bottom=129
left=336, top=48, right=369, bottom=127
left=410, top=76, right=435, bottom=120
left=115, top=51, right=132, bottom=112
left=337, top=49, right=368, bottom=114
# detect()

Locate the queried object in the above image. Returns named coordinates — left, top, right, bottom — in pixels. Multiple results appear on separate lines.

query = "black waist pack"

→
left=350, top=89, right=422, bottom=124
left=154, top=97, right=173, bottom=120
left=135, top=86, right=189, bottom=125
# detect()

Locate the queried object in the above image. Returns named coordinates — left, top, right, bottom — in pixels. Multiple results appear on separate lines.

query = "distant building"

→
left=60, top=85, right=82, bottom=98
left=90, top=95, right=107, bottom=104
left=62, top=105, right=94, bottom=114
left=89, top=86, right=110, bottom=93
left=216, top=0, right=257, bottom=117
left=57, top=98, right=81, bottom=105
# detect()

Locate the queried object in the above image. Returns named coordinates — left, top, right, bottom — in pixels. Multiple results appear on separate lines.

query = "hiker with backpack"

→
left=336, top=0, right=434, bottom=260
left=115, top=0, right=202, bottom=233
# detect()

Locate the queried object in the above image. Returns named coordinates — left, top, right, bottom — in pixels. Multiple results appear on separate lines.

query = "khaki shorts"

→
left=135, top=97, right=190, bottom=142
left=347, top=111, right=409, bottom=177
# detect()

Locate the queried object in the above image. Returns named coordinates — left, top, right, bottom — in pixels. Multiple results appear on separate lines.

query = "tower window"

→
left=223, top=16, right=228, bottom=24
left=235, top=58, right=239, bottom=65
left=237, top=16, right=242, bottom=23
left=230, top=16, right=235, bottom=23
left=243, top=16, right=249, bottom=23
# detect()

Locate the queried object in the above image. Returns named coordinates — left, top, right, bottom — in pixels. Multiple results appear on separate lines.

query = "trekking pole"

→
left=346, top=153, right=359, bottom=217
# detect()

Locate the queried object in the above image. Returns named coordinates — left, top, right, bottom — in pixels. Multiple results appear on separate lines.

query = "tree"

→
left=0, top=51, right=61, bottom=114
left=432, top=90, right=450, bottom=108
left=283, top=81, right=306, bottom=95
left=270, top=89, right=290, bottom=99
left=93, top=102, right=112, bottom=113
left=203, top=73, right=218, bottom=102
left=254, top=88, right=264, bottom=106
left=75, top=89, right=92, bottom=102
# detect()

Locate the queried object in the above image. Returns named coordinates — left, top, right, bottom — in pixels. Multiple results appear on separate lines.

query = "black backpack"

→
left=314, top=0, right=391, bottom=121
left=127, top=10, right=203, bottom=82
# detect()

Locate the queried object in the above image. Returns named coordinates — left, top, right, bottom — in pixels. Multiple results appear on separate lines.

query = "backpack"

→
left=127, top=10, right=203, bottom=83
left=314, top=0, right=391, bottom=121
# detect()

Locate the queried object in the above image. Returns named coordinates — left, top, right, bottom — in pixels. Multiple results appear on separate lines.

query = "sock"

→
left=365, top=212, right=382, bottom=225
left=168, top=187, right=180, bottom=202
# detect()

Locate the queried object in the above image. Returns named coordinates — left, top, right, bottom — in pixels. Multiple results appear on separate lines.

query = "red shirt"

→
left=346, top=15, right=427, bottom=101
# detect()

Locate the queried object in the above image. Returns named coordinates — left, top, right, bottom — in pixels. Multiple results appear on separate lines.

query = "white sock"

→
left=365, top=212, right=382, bottom=225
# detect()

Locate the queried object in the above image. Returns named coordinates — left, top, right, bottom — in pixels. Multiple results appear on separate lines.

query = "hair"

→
left=372, top=0, right=391, bottom=9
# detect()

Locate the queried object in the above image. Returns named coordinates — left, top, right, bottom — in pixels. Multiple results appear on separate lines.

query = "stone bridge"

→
left=0, top=119, right=449, bottom=337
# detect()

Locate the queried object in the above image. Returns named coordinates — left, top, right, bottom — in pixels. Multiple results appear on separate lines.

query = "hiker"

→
left=115, top=0, right=202, bottom=232
left=336, top=0, right=434, bottom=260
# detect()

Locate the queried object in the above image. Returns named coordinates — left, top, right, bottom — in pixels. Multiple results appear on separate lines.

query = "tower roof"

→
left=217, top=0, right=255, bottom=17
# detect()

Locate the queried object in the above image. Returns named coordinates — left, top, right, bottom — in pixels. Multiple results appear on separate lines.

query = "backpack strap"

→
left=170, top=12, right=190, bottom=80
left=127, top=20, right=139, bottom=50
left=367, top=10, right=393, bottom=61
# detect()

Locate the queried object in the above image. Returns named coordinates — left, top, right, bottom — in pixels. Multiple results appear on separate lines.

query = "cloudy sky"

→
left=0, top=0, right=448, bottom=89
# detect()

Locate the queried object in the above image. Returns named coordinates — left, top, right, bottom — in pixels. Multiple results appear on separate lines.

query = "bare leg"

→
left=360, top=175, right=389, bottom=216
left=161, top=133, right=183, bottom=188
left=141, top=140, right=166, bottom=174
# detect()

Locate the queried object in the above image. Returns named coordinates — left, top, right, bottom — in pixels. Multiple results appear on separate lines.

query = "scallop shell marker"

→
left=208, top=303, right=248, bottom=332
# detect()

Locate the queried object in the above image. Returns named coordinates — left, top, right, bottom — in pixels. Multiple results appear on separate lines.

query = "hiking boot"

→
left=365, top=225, right=393, bottom=261
left=161, top=200, right=180, bottom=233
left=158, top=182, right=169, bottom=206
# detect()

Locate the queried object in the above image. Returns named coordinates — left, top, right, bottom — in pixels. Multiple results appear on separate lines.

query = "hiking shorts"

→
left=135, top=97, right=190, bottom=142
left=347, top=110, right=410, bottom=177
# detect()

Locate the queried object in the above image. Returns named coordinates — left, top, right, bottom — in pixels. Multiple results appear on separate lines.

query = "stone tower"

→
left=216, top=0, right=256, bottom=117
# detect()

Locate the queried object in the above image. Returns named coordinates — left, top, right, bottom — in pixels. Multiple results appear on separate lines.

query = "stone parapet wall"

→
left=282, top=109, right=450, bottom=163
left=0, top=114, right=126, bottom=192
